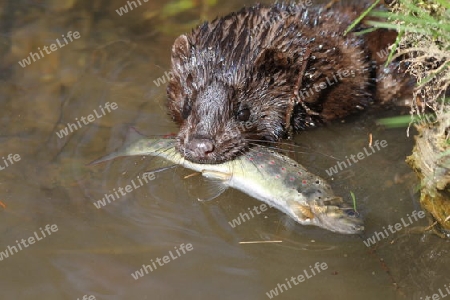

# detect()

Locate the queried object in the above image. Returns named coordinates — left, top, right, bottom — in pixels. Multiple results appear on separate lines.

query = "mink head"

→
left=166, top=32, right=303, bottom=164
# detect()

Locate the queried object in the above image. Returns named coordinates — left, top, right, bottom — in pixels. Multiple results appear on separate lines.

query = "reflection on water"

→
left=0, top=0, right=449, bottom=299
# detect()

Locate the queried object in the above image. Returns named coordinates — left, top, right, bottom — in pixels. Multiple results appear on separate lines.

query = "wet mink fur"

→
left=166, top=1, right=409, bottom=164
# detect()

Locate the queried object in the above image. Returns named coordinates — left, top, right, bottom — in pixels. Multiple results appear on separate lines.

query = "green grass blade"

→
left=377, top=114, right=438, bottom=128
left=370, top=11, right=450, bottom=31
left=370, top=10, right=440, bottom=26
left=354, top=27, right=379, bottom=36
left=344, top=0, right=381, bottom=36
left=385, top=30, right=403, bottom=66
left=365, top=21, right=437, bottom=35
left=377, top=115, right=413, bottom=127
left=350, top=191, right=357, bottom=212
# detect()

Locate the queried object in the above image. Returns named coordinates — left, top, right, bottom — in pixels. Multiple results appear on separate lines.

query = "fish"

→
left=89, top=128, right=364, bottom=234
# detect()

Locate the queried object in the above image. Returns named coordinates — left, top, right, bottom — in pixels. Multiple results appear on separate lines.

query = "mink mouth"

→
left=176, top=137, right=249, bottom=164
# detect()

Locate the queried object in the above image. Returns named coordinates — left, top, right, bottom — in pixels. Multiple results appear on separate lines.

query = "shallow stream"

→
left=0, top=1, right=449, bottom=299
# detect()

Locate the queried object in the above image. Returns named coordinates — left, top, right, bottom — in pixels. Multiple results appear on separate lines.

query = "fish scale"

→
left=246, top=148, right=334, bottom=201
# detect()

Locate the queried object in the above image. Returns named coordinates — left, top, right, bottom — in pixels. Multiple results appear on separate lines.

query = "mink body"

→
left=167, top=1, right=409, bottom=164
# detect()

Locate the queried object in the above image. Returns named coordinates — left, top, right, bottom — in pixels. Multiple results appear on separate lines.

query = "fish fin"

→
left=126, top=127, right=147, bottom=144
left=184, top=176, right=229, bottom=202
left=87, top=127, right=147, bottom=166
left=298, top=205, right=315, bottom=220
left=87, top=152, right=123, bottom=166
left=195, top=179, right=229, bottom=202
left=185, top=170, right=231, bottom=202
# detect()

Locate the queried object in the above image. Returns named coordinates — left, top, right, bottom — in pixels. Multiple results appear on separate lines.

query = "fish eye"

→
left=237, top=108, right=250, bottom=122
left=344, top=209, right=359, bottom=218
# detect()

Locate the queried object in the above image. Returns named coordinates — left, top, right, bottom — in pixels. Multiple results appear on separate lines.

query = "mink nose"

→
left=186, top=137, right=215, bottom=158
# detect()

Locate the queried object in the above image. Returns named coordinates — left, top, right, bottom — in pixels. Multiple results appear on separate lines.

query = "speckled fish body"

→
left=91, top=130, right=364, bottom=234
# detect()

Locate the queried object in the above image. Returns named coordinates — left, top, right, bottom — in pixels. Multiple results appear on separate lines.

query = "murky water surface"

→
left=1, top=1, right=449, bottom=299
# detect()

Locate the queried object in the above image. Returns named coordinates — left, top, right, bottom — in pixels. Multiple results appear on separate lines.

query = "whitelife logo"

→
left=77, top=296, right=96, bottom=300
left=131, top=243, right=194, bottom=280
left=326, top=140, right=388, bottom=176
left=228, top=203, right=271, bottom=228
left=56, top=102, right=118, bottom=139
left=18, top=31, right=80, bottom=68
left=153, top=71, right=173, bottom=87
left=0, top=224, right=58, bottom=262
left=363, top=210, right=426, bottom=247
left=115, top=0, right=149, bottom=16
left=92, top=173, right=155, bottom=209
left=266, top=262, right=328, bottom=298
left=419, top=283, right=450, bottom=300
left=0, top=154, right=21, bottom=171
left=298, top=68, right=355, bottom=102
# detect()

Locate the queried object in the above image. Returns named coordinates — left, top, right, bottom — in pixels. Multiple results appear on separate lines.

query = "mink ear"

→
left=171, top=34, right=191, bottom=66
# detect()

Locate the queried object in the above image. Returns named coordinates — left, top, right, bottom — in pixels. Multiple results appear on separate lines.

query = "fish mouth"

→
left=324, top=207, right=364, bottom=234
left=312, top=205, right=364, bottom=234
left=293, top=198, right=364, bottom=234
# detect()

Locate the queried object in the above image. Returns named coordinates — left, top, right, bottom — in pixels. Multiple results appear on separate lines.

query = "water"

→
left=0, top=0, right=449, bottom=299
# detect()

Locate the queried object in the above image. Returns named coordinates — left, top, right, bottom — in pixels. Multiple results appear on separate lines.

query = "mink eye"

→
left=182, top=97, right=192, bottom=119
left=237, top=108, right=250, bottom=122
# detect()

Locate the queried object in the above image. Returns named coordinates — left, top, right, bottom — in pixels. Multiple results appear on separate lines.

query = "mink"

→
left=166, top=1, right=409, bottom=164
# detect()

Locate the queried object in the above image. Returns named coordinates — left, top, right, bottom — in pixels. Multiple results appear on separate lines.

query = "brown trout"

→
left=90, top=129, right=364, bottom=234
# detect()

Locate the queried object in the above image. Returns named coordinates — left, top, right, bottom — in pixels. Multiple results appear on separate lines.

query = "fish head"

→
left=291, top=197, right=364, bottom=234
